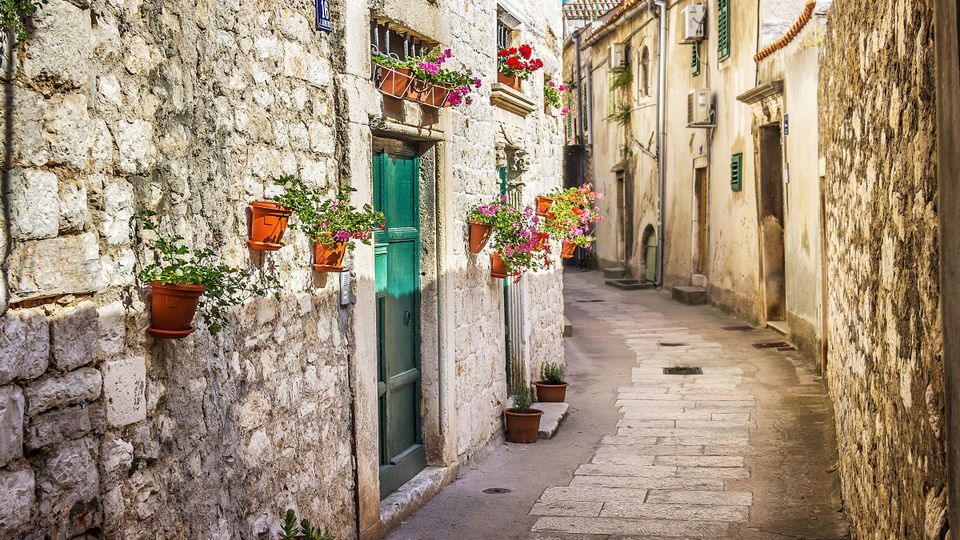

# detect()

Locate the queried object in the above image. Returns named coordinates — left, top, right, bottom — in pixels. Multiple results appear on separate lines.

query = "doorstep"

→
left=535, top=402, right=569, bottom=439
left=767, top=320, right=789, bottom=336
left=563, top=317, right=573, bottom=337
left=379, top=466, right=455, bottom=534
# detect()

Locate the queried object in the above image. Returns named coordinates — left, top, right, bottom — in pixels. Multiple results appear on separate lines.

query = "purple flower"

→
left=334, top=231, right=350, bottom=242
left=444, top=48, right=453, bottom=58
left=474, top=78, right=483, bottom=89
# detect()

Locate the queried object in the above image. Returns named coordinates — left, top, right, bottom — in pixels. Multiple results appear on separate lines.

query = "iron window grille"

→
left=371, top=20, right=430, bottom=60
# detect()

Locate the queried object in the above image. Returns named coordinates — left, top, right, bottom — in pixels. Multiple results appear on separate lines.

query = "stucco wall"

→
left=819, top=0, right=948, bottom=536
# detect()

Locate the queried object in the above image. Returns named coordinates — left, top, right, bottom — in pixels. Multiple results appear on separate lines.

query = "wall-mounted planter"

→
left=497, top=72, right=522, bottom=92
left=561, top=241, right=576, bottom=259
left=406, top=79, right=452, bottom=108
left=248, top=201, right=293, bottom=251
left=534, top=381, right=568, bottom=403
left=532, top=232, right=549, bottom=252
left=491, top=252, right=509, bottom=278
left=147, top=282, right=205, bottom=339
left=314, top=240, right=347, bottom=273
left=377, top=66, right=414, bottom=98
left=504, top=408, right=543, bottom=443
left=469, top=221, right=492, bottom=254
left=535, top=196, right=554, bottom=217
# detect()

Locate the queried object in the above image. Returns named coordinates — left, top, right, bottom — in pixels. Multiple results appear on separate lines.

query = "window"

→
left=565, top=91, right=575, bottom=140
left=497, top=20, right=510, bottom=50
left=717, top=0, right=730, bottom=61
left=691, top=43, right=701, bottom=75
left=639, top=46, right=650, bottom=97
left=316, top=0, right=331, bottom=32
left=370, top=21, right=430, bottom=60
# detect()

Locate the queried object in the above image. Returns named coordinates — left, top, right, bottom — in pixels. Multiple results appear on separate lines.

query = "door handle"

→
left=404, top=311, right=412, bottom=326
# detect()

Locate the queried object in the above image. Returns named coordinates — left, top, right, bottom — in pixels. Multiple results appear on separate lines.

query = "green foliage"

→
left=0, top=0, right=46, bottom=44
left=137, top=211, right=278, bottom=334
left=372, top=48, right=478, bottom=89
left=544, top=83, right=564, bottom=110
left=614, top=104, right=632, bottom=126
left=273, top=176, right=384, bottom=250
left=540, top=361, right=565, bottom=384
left=279, top=509, right=333, bottom=540
left=510, top=357, right=533, bottom=412
left=609, top=66, right=633, bottom=93
left=470, top=198, right=551, bottom=277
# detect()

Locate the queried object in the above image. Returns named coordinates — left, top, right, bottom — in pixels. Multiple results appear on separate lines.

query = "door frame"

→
left=755, top=122, right=787, bottom=324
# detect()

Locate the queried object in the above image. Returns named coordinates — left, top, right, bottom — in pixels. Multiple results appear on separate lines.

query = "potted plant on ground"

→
left=544, top=81, right=570, bottom=116
left=487, top=198, right=552, bottom=280
left=274, top=177, right=385, bottom=273
left=373, top=48, right=482, bottom=108
left=497, top=43, right=543, bottom=91
left=535, top=361, right=568, bottom=403
left=504, top=358, right=542, bottom=443
left=138, top=212, right=278, bottom=338
left=539, top=184, right=604, bottom=259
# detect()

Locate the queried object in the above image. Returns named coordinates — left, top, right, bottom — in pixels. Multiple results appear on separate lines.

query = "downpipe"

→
left=653, top=0, right=667, bottom=288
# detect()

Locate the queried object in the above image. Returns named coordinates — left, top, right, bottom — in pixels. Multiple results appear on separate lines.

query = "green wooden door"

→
left=374, top=152, right=425, bottom=499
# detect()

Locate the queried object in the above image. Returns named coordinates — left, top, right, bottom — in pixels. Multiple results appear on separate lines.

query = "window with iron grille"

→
left=497, top=20, right=510, bottom=50
left=316, top=0, right=331, bottom=33
left=731, top=153, right=743, bottom=192
left=717, top=0, right=730, bottom=61
left=370, top=20, right=431, bottom=60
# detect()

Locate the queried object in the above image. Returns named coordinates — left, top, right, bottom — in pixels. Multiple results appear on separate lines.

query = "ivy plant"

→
left=0, top=0, right=46, bottom=45
left=137, top=211, right=278, bottom=334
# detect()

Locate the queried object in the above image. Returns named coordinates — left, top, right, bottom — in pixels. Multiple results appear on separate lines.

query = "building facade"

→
left=565, top=0, right=949, bottom=537
left=0, top=0, right=566, bottom=538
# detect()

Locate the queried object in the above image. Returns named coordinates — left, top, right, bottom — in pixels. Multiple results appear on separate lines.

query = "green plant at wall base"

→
left=540, top=361, right=565, bottom=384
left=510, top=357, right=534, bottom=413
left=280, top=509, right=333, bottom=540
left=137, top=212, right=279, bottom=334
left=0, top=0, right=46, bottom=44
left=273, top=176, right=385, bottom=250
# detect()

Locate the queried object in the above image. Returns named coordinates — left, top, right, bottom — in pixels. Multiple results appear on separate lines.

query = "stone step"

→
left=605, top=279, right=655, bottom=291
left=563, top=317, right=573, bottom=337
left=671, top=286, right=707, bottom=305
left=603, top=267, right=629, bottom=279
left=536, top=402, right=570, bottom=439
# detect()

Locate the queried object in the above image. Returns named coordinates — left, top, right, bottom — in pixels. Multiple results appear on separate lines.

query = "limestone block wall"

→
left=819, top=1, right=948, bottom=537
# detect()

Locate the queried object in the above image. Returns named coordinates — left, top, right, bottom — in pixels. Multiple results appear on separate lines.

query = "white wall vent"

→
left=682, top=4, right=707, bottom=43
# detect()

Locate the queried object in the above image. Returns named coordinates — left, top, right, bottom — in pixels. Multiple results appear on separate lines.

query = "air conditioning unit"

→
left=609, top=43, right=627, bottom=68
left=682, top=4, right=706, bottom=43
left=687, top=89, right=713, bottom=126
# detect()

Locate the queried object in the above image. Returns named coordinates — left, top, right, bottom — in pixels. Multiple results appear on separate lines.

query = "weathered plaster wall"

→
left=820, top=1, right=948, bottom=536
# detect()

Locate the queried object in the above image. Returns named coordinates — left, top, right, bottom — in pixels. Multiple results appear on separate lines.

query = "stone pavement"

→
left=387, top=271, right=848, bottom=539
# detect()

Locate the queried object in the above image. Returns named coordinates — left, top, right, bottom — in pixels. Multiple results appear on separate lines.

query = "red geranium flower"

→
left=509, top=47, right=517, bottom=54
left=519, top=44, right=532, bottom=60
left=507, top=56, right=521, bottom=68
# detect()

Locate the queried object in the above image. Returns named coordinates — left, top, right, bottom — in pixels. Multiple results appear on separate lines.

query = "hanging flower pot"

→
left=534, top=381, right=568, bottom=403
left=561, top=241, right=576, bottom=259
left=532, top=231, right=550, bottom=252
left=377, top=66, right=414, bottom=99
left=248, top=201, right=293, bottom=251
left=406, top=80, right=453, bottom=108
left=535, top=196, right=554, bottom=217
left=504, top=408, right=543, bottom=443
left=314, top=239, right=347, bottom=273
left=147, top=282, right=206, bottom=339
left=497, top=71, right=522, bottom=92
left=491, top=252, right=509, bottom=278
left=469, top=221, right=493, bottom=254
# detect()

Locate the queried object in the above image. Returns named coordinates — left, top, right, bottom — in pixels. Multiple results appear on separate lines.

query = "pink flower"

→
left=334, top=231, right=350, bottom=242
left=549, top=81, right=556, bottom=87
left=559, top=85, right=566, bottom=91
left=418, top=61, right=440, bottom=75
left=474, top=78, right=482, bottom=88
left=444, top=48, right=453, bottom=58
left=561, top=107, right=570, bottom=116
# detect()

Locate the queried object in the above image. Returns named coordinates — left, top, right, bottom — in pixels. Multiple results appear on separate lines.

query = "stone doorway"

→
left=758, top=124, right=786, bottom=323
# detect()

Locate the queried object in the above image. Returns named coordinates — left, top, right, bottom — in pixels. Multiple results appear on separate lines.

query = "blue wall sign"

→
left=316, top=0, right=332, bottom=33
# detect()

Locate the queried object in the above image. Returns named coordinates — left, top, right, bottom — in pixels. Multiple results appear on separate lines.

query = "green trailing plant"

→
left=615, top=104, right=632, bottom=126
left=540, top=361, right=565, bottom=385
left=471, top=197, right=552, bottom=277
left=510, top=357, right=533, bottom=413
left=0, top=0, right=46, bottom=45
left=137, top=211, right=278, bottom=334
left=273, top=176, right=384, bottom=250
left=280, top=509, right=333, bottom=540
left=372, top=47, right=481, bottom=105
left=609, top=66, right=633, bottom=93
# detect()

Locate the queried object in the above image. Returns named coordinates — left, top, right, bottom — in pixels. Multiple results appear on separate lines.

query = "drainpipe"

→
left=574, top=30, right=586, bottom=185
left=653, top=0, right=667, bottom=288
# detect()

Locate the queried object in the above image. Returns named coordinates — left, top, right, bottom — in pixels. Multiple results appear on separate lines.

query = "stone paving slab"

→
left=530, top=501, right=604, bottom=517
left=599, top=501, right=750, bottom=522
left=531, top=516, right=731, bottom=537
left=645, top=490, right=753, bottom=506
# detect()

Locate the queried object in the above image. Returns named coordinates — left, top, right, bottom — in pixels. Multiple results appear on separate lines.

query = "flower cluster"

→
left=538, top=184, right=604, bottom=248
left=497, top=44, right=544, bottom=80
left=544, top=81, right=570, bottom=115
left=470, top=197, right=552, bottom=278
left=373, top=47, right=482, bottom=107
left=274, top=176, right=385, bottom=250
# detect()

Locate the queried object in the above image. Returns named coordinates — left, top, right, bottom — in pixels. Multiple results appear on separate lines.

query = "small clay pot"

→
left=314, top=240, right=347, bottom=272
left=378, top=67, right=413, bottom=98
left=534, top=381, right=568, bottom=403
left=498, top=71, right=522, bottom=91
left=561, top=241, right=576, bottom=259
left=248, top=201, right=292, bottom=251
left=491, top=252, right=509, bottom=278
left=535, top=196, right=554, bottom=217
left=504, top=408, right=543, bottom=443
left=469, top=221, right=492, bottom=254
left=147, top=282, right=205, bottom=339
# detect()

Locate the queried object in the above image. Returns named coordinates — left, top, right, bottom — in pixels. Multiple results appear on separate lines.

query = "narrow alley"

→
left=388, top=270, right=848, bottom=539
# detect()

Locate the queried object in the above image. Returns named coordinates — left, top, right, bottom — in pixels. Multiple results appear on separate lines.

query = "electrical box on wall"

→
left=682, top=4, right=706, bottom=43
left=687, top=89, right=713, bottom=126
left=609, top=43, right=627, bottom=68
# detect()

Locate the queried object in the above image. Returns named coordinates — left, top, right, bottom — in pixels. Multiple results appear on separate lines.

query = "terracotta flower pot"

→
left=561, top=241, right=576, bottom=259
left=504, top=408, right=543, bottom=443
left=532, top=231, right=550, bottom=252
left=469, top=221, right=492, bottom=254
left=378, top=66, right=413, bottom=98
left=491, top=252, right=509, bottom=278
left=534, top=381, right=568, bottom=403
left=535, top=196, right=554, bottom=217
left=314, top=240, right=347, bottom=272
left=147, top=282, right=205, bottom=339
left=406, top=80, right=452, bottom=108
left=498, top=71, right=522, bottom=91
left=248, top=201, right=292, bottom=251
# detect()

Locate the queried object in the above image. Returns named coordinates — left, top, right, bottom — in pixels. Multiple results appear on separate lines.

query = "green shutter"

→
left=691, top=43, right=701, bottom=76
left=731, top=153, right=743, bottom=192
left=718, top=0, right=730, bottom=61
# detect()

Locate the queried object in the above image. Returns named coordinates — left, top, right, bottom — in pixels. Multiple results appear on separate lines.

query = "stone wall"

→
left=819, top=1, right=948, bottom=537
